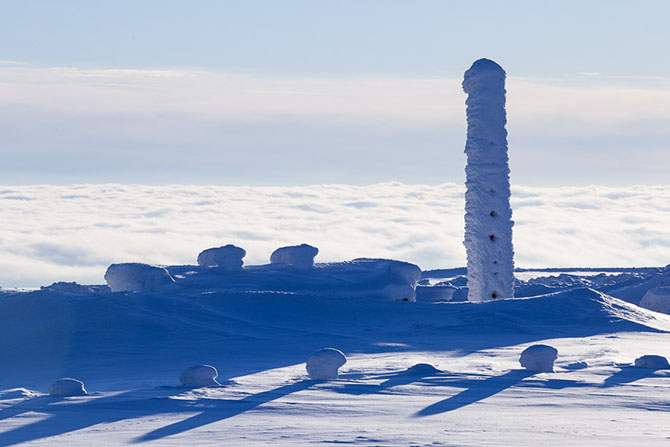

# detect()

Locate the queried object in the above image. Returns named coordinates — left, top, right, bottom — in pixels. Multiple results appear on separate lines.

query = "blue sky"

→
left=1, top=0, right=669, bottom=185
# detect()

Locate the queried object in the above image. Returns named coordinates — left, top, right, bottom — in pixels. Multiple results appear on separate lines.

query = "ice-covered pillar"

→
left=462, top=58, right=514, bottom=302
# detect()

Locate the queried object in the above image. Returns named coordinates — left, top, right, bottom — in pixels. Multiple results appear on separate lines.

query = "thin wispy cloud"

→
left=1, top=183, right=669, bottom=288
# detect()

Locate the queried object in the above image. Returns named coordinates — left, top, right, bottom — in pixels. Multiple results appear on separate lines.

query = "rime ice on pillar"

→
left=462, top=59, right=515, bottom=302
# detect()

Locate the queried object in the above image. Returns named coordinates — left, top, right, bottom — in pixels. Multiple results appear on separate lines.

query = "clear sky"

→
left=1, top=0, right=669, bottom=185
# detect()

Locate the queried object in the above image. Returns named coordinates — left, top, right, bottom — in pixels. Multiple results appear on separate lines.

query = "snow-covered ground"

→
left=2, top=266, right=670, bottom=445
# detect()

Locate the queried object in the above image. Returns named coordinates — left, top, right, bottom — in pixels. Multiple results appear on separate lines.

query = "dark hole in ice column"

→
left=491, top=292, right=497, bottom=298
left=490, top=210, right=497, bottom=217
left=489, top=234, right=496, bottom=241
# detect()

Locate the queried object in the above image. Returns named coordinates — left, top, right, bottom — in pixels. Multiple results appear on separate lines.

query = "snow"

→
left=519, top=344, right=558, bottom=373
left=270, top=244, right=319, bottom=270
left=639, top=286, right=670, bottom=314
left=179, top=365, right=221, bottom=387
left=47, top=378, right=87, bottom=397
left=305, top=348, right=347, bottom=380
left=2, top=280, right=670, bottom=445
left=197, top=245, right=246, bottom=270
left=462, top=59, right=515, bottom=302
left=634, top=355, right=670, bottom=370
left=165, top=257, right=421, bottom=301
left=104, top=263, right=175, bottom=292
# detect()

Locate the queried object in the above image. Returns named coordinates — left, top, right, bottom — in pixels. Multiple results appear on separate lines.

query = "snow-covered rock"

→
left=48, top=378, right=87, bottom=396
left=462, top=58, right=515, bottom=302
left=634, top=355, right=670, bottom=370
left=179, top=364, right=221, bottom=387
left=519, top=344, right=558, bottom=372
left=639, top=287, right=670, bottom=314
left=197, top=245, right=246, bottom=270
left=306, top=348, right=347, bottom=380
left=270, top=244, right=318, bottom=270
left=104, top=263, right=175, bottom=292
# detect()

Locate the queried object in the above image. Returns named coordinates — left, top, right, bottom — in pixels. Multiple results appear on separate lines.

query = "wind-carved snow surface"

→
left=639, top=287, right=670, bottom=314
left=463, top=59, right=515, bottom=302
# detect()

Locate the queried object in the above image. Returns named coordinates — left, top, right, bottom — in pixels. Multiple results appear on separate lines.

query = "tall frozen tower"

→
left=462, top=58, right=515, bottom=302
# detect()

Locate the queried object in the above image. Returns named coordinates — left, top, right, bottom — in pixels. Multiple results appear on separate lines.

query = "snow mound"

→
left=634, top=355, right=670, bottom=370
left=639, top=287, right=670, bottom=314
left=405, top=363, right=441, bottom=375
left=306, top=348, right=347, bottom=380
left=104, top=263, right=175, bottom=292
left=166, top=257, right=422, bottom=301
left=519, top=344, right=558, bottom=372
left=197, top=245, right=246, bottom=270
left=40, top=281, right=109, bottom=294
left=565, top=361, right=588, bottom=370
left=271, top=244, right=318, bottom=270
left=48, top=378, right=87, bottom=396
left=179, top=364, right=220, bottom=387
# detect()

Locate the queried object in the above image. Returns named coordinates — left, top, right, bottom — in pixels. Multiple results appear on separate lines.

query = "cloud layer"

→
left=1, top=183, right=669, bottom=288
left=1, top=64, right=669, bottom=185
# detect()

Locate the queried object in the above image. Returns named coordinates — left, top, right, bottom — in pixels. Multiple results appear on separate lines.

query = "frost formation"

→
left=462, top=58, right=515, bottom=302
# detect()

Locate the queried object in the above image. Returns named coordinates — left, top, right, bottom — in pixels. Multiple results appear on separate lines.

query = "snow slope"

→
left=1, top=283, right=670, bottom=446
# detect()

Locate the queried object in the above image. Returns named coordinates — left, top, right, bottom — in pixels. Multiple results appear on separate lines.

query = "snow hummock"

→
left=104, top=263, right=175, bottom=292
left=197, top=244, right=246, bottom=270
left=270, top=244, right=318, bottom=270
left=639, top=287, right=670, bottom=314
left=48, top=378, right=87, bottom=397
left=179, top=364, right=221, bottom=387
left=462, top=58, right=515, bottom=302
left=306, top=348, right=347, bottom=380
left=634, top=355, right=670, bottom=370
left=404, top=363, right=441, bottom=375
left=519, top=344, right=558, bottom=372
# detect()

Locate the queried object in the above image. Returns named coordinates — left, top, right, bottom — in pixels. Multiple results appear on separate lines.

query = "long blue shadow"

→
left=414, top=370, right=534, bottom=417
left=134, top=379, right=314, bottom=443
left=600, top=366, right=660, bottom=388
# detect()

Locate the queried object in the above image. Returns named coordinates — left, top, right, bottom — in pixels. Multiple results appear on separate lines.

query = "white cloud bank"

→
left=1, top=183, right=669, bottom=288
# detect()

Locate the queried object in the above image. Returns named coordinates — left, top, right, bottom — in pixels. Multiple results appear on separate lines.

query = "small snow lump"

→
left=306, top=348, right=347, bottom=380
left=519, top=344, right=558, bottom=373
left=197, top=244, right=246, bottom=270
left=640, top=287, right=670, bottom=315
left=48, top=378, right=87, bottom=397
left=104, top=263, right=174, bottom=292
left=634, top=355, right=670, bottom=370
left=179, top=364, right=221, bottom=387
left=270, top=244, right=318, bottom=270
left=404, top=363, right=441, bottom=375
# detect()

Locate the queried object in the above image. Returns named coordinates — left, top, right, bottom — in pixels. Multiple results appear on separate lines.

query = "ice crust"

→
left=639, top=287, right=670, bottom=314
left=104, top=263, right=175, bottom=293
left=519, top=344, right=558, bottom=372
left=179, top=364, right=221, bottom=387
left=634, top=355, right=670, bottom=370
left=197, top=245, right=246, bottom=270
left=306, top=348, right=347, bottom=380
left=270, top=244, right=319, bottom=270
left=48, top=378, right=87, bottom=396
left=462, top=58, right=515, bottom=302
